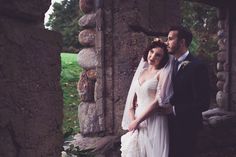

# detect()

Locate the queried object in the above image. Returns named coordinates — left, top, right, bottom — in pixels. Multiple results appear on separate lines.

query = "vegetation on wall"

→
left=181, top=0, right=218, bottom=55
left=46, top=0, right=83, bottom=52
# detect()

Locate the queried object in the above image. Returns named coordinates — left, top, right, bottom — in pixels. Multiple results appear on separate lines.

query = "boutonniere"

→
left=179, top=61, right=191, bottom=69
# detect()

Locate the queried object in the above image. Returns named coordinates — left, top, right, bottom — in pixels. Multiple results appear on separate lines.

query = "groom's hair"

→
left=143, top=40, right=169, bottom=69
left=169, top=25, right=192, bottom=47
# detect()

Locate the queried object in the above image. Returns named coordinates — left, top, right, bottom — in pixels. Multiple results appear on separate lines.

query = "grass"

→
left=60, top=52, right=83, bottom=135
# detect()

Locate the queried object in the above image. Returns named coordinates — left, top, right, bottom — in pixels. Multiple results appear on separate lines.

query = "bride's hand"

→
left=128, top=119, right=139, bottom=132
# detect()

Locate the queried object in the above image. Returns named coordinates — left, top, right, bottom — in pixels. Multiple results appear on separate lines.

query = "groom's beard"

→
left=168, top=42, right=181, bottom=56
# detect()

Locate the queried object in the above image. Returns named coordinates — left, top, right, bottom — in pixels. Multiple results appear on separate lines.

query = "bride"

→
left=121, top=40, right=173, bottom=157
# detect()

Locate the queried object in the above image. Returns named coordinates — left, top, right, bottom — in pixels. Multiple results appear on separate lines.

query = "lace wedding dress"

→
left=120, top=69, right=169, bottom=157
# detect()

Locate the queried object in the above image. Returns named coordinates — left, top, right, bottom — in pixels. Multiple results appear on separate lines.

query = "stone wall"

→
left=216, top=8, right=229, bottom=110
left=0, top=1, right=63, bottom=157
left=194, top=108, right=236, bottom=157
left=77, top=0, right=105, bottom=136
left=77, top=0, right=180, bottom=136
left=106, top=0, right=180, bottom=135
left=229, top=9, right=236, bottom=111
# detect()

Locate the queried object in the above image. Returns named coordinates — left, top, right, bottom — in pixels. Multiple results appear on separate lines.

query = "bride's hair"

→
left=143, top=40, right=169, bottom=69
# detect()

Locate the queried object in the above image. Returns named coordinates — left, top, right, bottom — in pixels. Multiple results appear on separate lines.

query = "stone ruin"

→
left=77, top=0, right=180, bottom=137
left=0, top=0, right=236, bottom=157
left=76, top=0, right=236, bottom=156
left=0, top=0, right=63, bottom=157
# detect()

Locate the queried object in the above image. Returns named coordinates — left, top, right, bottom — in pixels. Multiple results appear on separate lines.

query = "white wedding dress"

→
left=120, top=69, right=169, bottom=157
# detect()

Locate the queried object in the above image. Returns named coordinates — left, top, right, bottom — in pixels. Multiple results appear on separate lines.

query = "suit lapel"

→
left=175, top=53, right=193, bottom=76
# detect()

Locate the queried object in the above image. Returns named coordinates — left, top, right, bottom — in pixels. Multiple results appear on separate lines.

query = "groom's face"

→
left=166, top=31, right=181, bottom=56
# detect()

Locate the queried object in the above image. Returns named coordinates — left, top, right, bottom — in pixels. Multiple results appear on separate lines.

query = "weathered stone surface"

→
left=218, top=20, right=225, bottom=29
left=217, top=29, right=225, bottom=38
left=77, top=48, right=97, bottom=69
left=216, top=91, right=228, bottom=108
left=223, top=62, right=229, bottom=71
left=80, top=0, right=94, bottom=14
left=0, top=17, right=63, bottom=157
left=217, top=39, right=226, bottom=51
left=78, top=102, right=102, bottom=135
left=78, top=13, right=96, bottom=28
left=216, top=72, right=226, bottom=81
left=63, top=133, right=120, bottom=156
left=216, top=81, right=224, bottom=90
left=216, top=62, right=223, bottom=71
left=86, top=69, right=97, bottom=80
left=217, top=51, right=226, bottom=62
left=94, top=81, right=103, bottom=102
left=78, top=29, right=96, bottom=46
left=100, top=0, right=181, bottom=135
left=77, top=71, right=95, bottom=102
left=0, top=0, right=50, bottom=22
left=195, top=108, right=236, bottom=157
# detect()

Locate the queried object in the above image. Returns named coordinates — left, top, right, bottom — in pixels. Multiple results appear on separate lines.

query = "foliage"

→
left=46, top=0, right=83, bottom=51
left=61, top=53, right=83, bottom=134
left=181, top=0, right=218, bottom=56
left=181, top=1, right=218, bottom=103
left=63, top=144, right=94, bottom=157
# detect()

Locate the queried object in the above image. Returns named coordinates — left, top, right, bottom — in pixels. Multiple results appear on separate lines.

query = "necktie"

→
left=173, top=59, right=180, bottom=76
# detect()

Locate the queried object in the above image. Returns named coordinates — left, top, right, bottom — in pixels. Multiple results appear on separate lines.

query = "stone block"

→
left=78, top=13, right=96, bottom=28
left=217, top=39, right=226, bottom=51
left=216, top=72, right=226, bottom=81
left=64, top=133, right=120, bottom=156
left=223, top=63, right=229, bottom=71
left=77, top=48, right=97, bottom=69
left=217, top=51, right=226, bottom=62
left=96, top=9, right=103, bottom=31
left=0, top=18, right=63, bottom=157
left=78, top=102, right=102, bottom=135
left=94, top=81, right=103, bottom=101
left=216, top=81, right=224, bottom=90
left=86, top=69, right=97, bottom=80
left=77, top=71, right=95, bottom=102
left=216, top=91, right=228, bottom=108
left=80, top=0, right=94, bottom=14
left=216, top=62, right=223, bottom=71
left=196, top=108, right=236, bottom=156
left=78, top=29, right=96, bottom=46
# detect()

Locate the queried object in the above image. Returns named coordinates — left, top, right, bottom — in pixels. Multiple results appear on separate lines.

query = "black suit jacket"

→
left=169, top=53, right=210, bottom=130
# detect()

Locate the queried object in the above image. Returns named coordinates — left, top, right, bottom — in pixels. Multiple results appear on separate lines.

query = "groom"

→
left=162, top=26, right=210, bottom=157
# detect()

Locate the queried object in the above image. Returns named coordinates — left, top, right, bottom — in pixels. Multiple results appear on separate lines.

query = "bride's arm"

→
left=128, top=97, right=160, bottom=131
left=128, top=93, right=137, bottom=121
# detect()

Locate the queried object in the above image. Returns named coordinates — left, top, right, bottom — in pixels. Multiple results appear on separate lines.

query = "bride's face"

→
left=147, top=47, right=164, bottom=68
